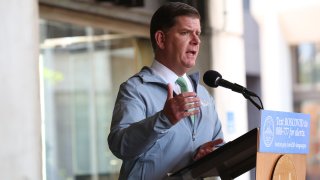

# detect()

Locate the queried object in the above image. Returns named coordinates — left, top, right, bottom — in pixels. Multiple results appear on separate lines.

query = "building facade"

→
left=0, top=0, right=319, bottom=179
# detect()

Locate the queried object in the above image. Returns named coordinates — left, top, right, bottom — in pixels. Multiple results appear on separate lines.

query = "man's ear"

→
left=155, top=30, right=165, bottom=49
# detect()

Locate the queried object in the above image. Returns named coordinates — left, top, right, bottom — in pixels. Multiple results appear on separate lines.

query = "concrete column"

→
left=0, top=1, right=41, bottom=180
left=208, top=0, right=248, bottom=140
left=208, top=1, right=249, bottom=179
left=260, top=13, right=293, bottom=112
left=251, top=1, right=293, bottom=112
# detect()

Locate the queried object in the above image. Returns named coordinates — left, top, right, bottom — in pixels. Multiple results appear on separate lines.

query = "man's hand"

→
left=163, top=83, right=200, bottom=124
left=193, top=138, right=224, bottom=161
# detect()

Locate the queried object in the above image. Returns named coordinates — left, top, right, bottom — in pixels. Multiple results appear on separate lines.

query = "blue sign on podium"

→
left=259, top=110, right=310, bottom=154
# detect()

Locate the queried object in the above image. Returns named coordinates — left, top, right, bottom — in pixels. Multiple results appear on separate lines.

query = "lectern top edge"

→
left=169, top=128, right=258, bottom=179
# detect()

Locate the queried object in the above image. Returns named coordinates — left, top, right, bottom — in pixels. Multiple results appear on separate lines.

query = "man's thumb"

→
left=167, top=83, right=173, bottom=100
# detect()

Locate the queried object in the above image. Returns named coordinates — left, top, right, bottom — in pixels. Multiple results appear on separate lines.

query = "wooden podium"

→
left=256, top=152, right=306, bottom=179
left=169, top=110, right=310, bottom=179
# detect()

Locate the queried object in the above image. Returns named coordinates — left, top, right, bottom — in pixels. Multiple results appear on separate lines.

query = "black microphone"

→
left=203, top=70, right=264, bottom=110
left=203, top=70, right=256, bottom=96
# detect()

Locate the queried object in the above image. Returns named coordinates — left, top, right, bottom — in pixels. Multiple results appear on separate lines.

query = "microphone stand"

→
left=241, top=90, right=264, bottom=110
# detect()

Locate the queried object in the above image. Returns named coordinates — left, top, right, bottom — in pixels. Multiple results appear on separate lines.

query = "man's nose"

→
left=191, top=33, right=201, bottom=45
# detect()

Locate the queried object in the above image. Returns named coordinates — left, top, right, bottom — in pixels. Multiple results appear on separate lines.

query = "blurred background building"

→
left=0, top=0, right=319, bottom=179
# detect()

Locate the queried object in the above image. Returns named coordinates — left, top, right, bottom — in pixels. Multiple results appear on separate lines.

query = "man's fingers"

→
left=201, top=138, right=224, bottom=149
left=193, top=139, right=225, bottom=161
left=167, top=83, right=173, bottom=100
left=184, top=101, right=200, bottom=109
left=212, top=138, right=224, bottom=147
left=164, top=85, right=201, bottom=123
left=180, top=91, right=197, bottom=98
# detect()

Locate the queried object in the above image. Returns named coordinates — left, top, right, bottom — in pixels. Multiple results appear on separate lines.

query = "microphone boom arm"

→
left=241, top=90, right=264, bottom=110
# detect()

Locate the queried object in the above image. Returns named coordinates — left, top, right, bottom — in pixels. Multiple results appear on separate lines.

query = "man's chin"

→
left=186, top=62, right=196, bottom=68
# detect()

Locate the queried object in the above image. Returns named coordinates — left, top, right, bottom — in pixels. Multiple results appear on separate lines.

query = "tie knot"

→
left=176, top=77, right=188, bottom=92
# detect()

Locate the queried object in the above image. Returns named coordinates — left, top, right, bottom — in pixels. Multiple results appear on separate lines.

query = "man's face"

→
left=161, top=16, right=201, bottom=75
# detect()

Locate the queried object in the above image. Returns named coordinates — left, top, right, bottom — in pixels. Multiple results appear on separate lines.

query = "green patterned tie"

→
left=176, top=77, right=195, bottom=124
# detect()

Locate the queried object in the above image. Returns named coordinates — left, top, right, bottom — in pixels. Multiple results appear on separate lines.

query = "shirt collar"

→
left=137, top=66, right=200, bottom=93
left=151, top=60, right=194, bottom=93
left=151, top=60, right=183, bottom=85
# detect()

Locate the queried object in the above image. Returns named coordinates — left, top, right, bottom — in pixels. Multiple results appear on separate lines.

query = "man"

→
left=108, top=2, right=224, bottom=179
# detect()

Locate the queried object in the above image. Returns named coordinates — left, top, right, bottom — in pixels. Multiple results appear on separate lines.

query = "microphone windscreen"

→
left=203, top=70, right=222, bottom=88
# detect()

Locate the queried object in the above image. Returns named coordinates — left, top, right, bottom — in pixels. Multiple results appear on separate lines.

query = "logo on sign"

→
left=263, top=116, right=274, bottom=147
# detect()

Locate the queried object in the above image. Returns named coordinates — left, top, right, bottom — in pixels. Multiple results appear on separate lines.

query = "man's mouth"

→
left=186, top=50, right=197, bottom=55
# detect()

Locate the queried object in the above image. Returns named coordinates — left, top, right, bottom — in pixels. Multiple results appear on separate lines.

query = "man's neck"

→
left=155, top=58, right=187, bottom=76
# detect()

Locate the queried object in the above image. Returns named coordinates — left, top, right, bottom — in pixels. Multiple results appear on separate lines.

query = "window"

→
left=39, top=19, right=152, bottom=180
left=296, top=43, right=320, bottom=85
left=293, top=43, right=320, bottom=179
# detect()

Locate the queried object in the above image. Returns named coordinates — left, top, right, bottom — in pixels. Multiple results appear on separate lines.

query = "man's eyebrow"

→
left=180, top=27, right=199, bottom=31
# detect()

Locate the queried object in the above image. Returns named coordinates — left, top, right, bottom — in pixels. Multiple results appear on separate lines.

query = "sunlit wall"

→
left=0, top=0, right=41, bottom=180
